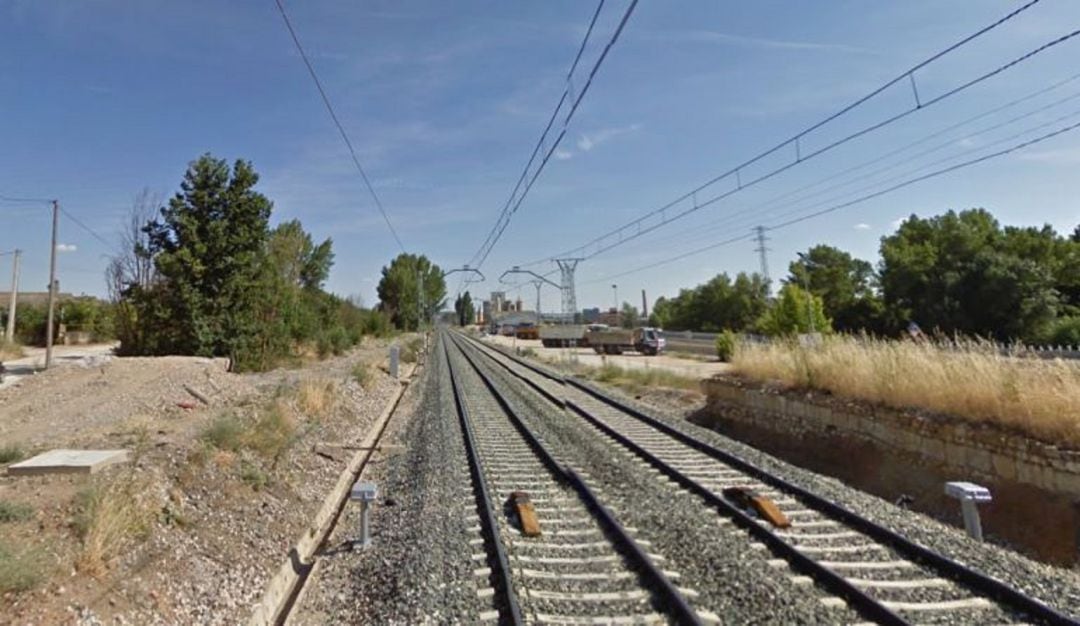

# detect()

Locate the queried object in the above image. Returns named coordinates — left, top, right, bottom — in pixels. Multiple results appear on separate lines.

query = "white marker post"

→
left=945, top=481, right=992, bottom=541
left=350, top=481, right=378, bottom=547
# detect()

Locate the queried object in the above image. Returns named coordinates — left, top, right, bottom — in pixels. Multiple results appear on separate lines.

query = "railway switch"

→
left=722, top=486, right=791, bottom=529
left=508, top=491, right=542, bottom=537
left=945, top=481, right=991, bottom=541
left=350, top=481, right=379, bottom=547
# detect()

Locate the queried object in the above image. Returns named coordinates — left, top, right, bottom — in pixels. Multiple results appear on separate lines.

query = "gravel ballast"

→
left=477, top=336, right=1080, bottom=622
left=458, top=334, right=858, bottom=624
left=290, top=335, right=492, bottom=624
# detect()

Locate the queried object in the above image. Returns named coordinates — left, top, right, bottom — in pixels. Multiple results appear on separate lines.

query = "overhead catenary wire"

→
left=517, top=0, right=1059, bottom=268
left=467, top=0, right=638, bottom=272
left=634, top=80, right=1080, bottom=253
left=274, top=0, right=406, bottom=254
left=582, top=116, right=1080, bottom=285
left=0, top=195, right=53, bottom=204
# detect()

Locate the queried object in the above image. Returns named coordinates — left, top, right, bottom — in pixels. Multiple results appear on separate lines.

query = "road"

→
left=0, top=343, right=117, bottom=390
left=481, top=334, right=731, bottom=379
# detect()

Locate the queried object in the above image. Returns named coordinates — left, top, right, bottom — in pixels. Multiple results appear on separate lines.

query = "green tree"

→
left=619, top=302, right=640, bottom=328
left=1072, top=224, right=1080, bottom=243
left=879, top=209, right=1059, bottom=340
left=757, top=283, right=831, bottom=336
left=788, top=244, right=884, bottom=333
left=141, top=154, right=273, bottom=362
left=454, top=291, right=475, bottom=326
left=376, top=253, right=446, bottom=331
left=651, top=272, right=767, bottom=331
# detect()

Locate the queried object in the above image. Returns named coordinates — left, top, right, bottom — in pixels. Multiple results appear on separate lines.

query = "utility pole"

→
left=45, top=200, right=59, bottom=368
left=754, top=225, right=771, bottom=296
left=555, top=258, right=582, bottom=324
left=5, top=249, right=20, bottom=343
left=611, top=284, right=618, bottom=313
left=641, top=289, right=648, bottom=321
left=499, top=266, right=557, bottom=328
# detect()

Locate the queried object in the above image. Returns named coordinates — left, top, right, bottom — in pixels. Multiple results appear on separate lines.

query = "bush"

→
left=201, top=415, right=246, bottom=452
left=715, top=329, right=737, bottom=362
left=296, top=380, right=336, bottom=418
left=352, top=362, right=374, bottom=389
left=0, top=541, right=45, bottom=592
left=0, top=500, right=33, bottom=523
left=1044, top=316, right=1080, bottom=346
left=399, top=336, right=424, bottom=364
left=239, top=462, right=269, bottom=491
left=0, top=444, right=25, bottom=464
left=246, top=402, right=297, bottom=466
left=73, top=478, right=156, bottom=576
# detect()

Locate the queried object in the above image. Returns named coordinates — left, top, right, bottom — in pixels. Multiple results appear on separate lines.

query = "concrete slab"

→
left=7, top=449, right=129, bottom=476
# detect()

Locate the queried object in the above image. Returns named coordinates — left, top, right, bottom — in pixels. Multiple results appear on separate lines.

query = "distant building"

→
left=582, top=307, right=601, bottom=323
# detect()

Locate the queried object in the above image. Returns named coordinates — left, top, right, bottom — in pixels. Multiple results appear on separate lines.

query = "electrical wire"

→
left=517, top=1, right=1060, bottom=268
left=581, top=116, right=1080, bottom=285
left=635, top=81, right=1080, bottom=252
left=274, top=0, right=406, bottom=253
left=58, top=206, right=120, bottom=253
left=0, top=195, right=52, bottom=204
left=467, top=0, right=638, bottom=271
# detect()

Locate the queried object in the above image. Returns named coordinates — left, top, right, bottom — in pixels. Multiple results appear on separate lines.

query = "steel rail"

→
left=446, top=331, right=704, bottom=626
left=442, top=337, right=525, bottom=626
left=458, top=332, right=1078, bottom=626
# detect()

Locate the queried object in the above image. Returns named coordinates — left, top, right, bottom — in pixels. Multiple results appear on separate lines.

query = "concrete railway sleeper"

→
left=443, top=332, right=708, bottom=625
left=457, top=331, right=1078, bottom=626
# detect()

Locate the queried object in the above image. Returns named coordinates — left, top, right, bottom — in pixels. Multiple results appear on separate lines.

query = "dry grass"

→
left=73, top=476, right=158, bottom=577
left=352, top=362, right=374, bottom=389
left=732, top=336, right=1080, bottom=446
left=0, top=339, right=22, bottom=360
left=560, top=361, right=701, bottom=395
left=0, top=443, right=25, bottom=465
left=296, top=379, right=337, bottom=418
left=0, top=541, right=46, bottom=592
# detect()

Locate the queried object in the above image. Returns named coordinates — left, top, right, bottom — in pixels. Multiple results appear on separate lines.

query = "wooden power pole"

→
left=4, top=249, right=20, bottom=342
left=45, top=200, right=58, bottom=369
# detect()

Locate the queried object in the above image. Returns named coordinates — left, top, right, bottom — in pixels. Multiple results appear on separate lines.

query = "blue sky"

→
left=2, top=1, right=1079, bottom=314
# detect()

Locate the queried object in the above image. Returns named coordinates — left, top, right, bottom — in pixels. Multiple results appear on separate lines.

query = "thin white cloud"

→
left=577, top=124, right=641, bottom=152
left=854, top=223, right=871, bottom=230
left=890, top=216, right=908, bottom=230
left=658, top=30, right=872, bottom=54
left=554, top=148, right=573, bottom=161
left=1018, top=147, right=1080, bottom=165
left=56, top=243, right=77, bottom=252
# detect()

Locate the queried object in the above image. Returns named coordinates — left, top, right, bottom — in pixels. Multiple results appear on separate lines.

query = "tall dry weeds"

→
left=296, top=379, right=337, bottom=418
left=732, top=336, right=1080, bottom=446
left=73, top=476, right=158, bottom=577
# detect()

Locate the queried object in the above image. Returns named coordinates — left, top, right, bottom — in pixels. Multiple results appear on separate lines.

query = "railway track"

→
left=442, top=332, right=716, bottom=625
left=454, top=330, right=1077, bottom=626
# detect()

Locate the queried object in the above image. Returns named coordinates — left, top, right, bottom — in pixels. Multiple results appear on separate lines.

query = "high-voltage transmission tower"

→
left=753, top=226, right=771, bottom=295
left=555, top=258, right=583, bottom=323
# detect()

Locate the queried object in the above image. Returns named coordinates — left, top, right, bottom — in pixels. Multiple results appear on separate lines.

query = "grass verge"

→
left=732, top=336, right=1080, bottom=446
left=0, top=541, right=46, bottom=592
left=0, top=443, right=25, bottom=464
left=0, top=499, right=34, bottom=523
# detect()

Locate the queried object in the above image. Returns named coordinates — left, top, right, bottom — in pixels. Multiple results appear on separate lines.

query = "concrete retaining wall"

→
left=698, top=378, right=1080, bottom=564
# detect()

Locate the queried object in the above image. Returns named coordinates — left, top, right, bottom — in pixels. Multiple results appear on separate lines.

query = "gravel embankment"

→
left=291, top=337, right=492, bottom=624
left=522, top=351, right=1080, bottom=621
left=461, top=337, right=858, bottom=624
